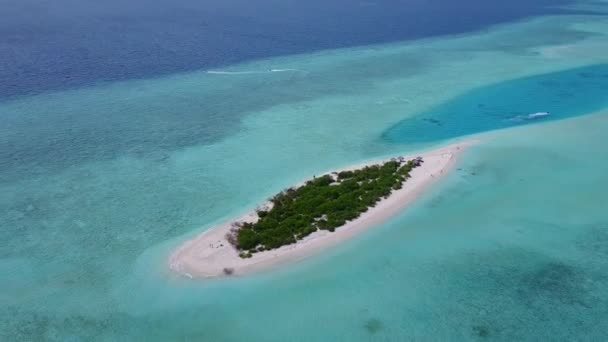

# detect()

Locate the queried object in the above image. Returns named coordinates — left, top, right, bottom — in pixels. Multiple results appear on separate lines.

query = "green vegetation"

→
left=229, top=158, right=423, bottom=255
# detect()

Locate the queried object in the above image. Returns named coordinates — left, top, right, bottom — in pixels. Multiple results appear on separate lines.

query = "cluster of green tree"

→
left=233, top=158, right=422, bottom=255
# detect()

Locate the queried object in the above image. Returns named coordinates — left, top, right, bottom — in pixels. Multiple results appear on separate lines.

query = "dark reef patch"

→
left=472, top=325, right=491, bottom=338
left=518, top=261, right=592, bottom=308
left=428, top=242, right=608, bottom=340
left=364, top=318, right=384, bottom=334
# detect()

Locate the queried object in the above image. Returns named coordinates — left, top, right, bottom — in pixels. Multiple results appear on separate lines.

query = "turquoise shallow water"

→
left=2, top=9, right=608, bottom=341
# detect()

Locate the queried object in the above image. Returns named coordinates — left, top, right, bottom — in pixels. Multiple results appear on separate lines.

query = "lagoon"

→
left=383, top=64, right=608, bottom=143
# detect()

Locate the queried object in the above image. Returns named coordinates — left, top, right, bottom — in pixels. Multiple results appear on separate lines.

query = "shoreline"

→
left=169, top=140, right=475, bottom=279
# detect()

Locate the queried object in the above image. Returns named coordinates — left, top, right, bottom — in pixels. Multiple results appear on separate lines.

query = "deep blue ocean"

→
left=0, top=0, right=581, bottom=99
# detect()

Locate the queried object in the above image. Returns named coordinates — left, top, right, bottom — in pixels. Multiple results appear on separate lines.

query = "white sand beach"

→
left=169, top=141, right=474, bottom=279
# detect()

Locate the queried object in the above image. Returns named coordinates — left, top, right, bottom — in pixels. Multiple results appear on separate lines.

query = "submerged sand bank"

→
left=169, top=141, right=474, bottom=279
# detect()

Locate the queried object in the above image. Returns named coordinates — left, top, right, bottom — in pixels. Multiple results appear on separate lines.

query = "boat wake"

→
left=206, top=69, right=301, bottom=75
left=526, top=112, right=551, bottom=119
left=509, top=111, right=551, bottom=122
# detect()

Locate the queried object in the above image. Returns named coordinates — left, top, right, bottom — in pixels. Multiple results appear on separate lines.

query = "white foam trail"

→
left=509, top=112, right=551, bottom=122
left=206, top=68, right=300, bottom=75
left=206, top=70, right=260, bottom=75
left=526, top=112, right=550, bottom=119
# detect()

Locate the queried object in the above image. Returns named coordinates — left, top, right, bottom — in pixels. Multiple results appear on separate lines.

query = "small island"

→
left=169, top=141, right=472, bottom=279
left=228, top=157, right=423, bottom=258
